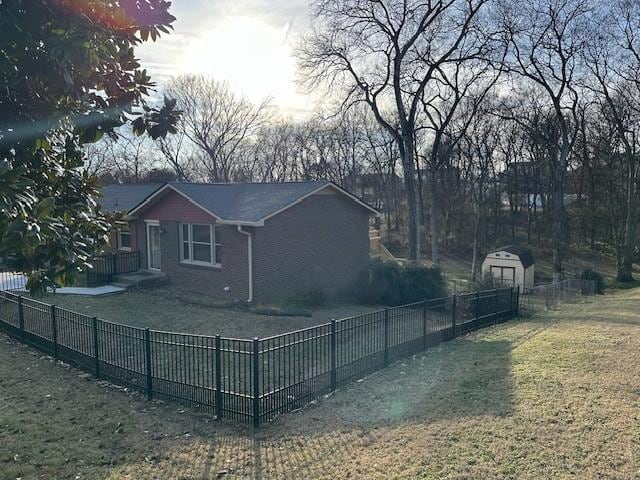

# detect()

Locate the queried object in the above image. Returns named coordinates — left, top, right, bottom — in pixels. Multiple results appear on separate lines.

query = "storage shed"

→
left=481, top=245, right=535, bottom=290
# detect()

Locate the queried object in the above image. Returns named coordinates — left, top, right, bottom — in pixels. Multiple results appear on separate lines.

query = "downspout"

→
left=237, top=226, right=254, bottom=303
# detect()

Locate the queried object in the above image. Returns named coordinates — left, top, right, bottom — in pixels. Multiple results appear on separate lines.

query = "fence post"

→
left=214, top=335, right=223, bottom=420
left=92, top=317, right=100, bottom=378
left=493, top=289, right=499, bottom=325
left=17, top=295, right=24, bottom=334
left=516, top=286, right=520, bottom=316
left=475, top=291, right=480, bottom=321
left=252, top=337, right=260, bottom=428
left=451, top=295, right=457, bottom=339
left=509, top=287, right=514, bottom=318
left=422, top=300, right=428, bottom=350
left=384, top=308, right=390, bottom=367
left=330, top=320, right=337, bottom=391
left=144, top=328, right=153, bottom=400
left=50, top=304, right=58, bottom=360
left=111, top=253, right=117, bottom=276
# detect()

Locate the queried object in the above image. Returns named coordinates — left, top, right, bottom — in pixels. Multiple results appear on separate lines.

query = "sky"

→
left=136, top=0, right=316, bottom=118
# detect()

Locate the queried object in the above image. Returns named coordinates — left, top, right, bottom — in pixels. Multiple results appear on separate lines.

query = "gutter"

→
left=236, top=226, right=254, bottom=303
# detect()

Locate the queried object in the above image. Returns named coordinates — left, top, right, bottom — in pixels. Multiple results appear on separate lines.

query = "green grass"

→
left=2, top=289, right=640, bottom=478
left=30, top=288, right=375, bottom=338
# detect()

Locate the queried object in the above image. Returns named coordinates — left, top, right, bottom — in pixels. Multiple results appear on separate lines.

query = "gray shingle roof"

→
left=167, top=181, right=333, bottom=222
left=496, top=245, right=535, bottom=268
left=99, top=184, right=162, bottom=213
left=117, top=181, right=377, bottom=223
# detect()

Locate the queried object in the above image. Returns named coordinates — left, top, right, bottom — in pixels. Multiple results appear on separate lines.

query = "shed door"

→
left=490, top=266, right=516, bottom=285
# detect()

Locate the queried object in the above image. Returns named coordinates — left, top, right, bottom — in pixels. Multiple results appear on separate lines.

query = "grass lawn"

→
left=2, top=289, right=640, bottom=479
left=31, top=288, right=377, bottom=338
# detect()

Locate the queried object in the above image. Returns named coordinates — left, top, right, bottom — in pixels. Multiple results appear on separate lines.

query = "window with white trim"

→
left=116, top=223, right=132, bottom=251
left=180, top=223, right=221, bottom=266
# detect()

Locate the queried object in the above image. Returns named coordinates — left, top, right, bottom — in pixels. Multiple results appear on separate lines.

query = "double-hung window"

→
left=180, top=223, right=221, bottom=266
left=116, top=222, right=132, bottom=251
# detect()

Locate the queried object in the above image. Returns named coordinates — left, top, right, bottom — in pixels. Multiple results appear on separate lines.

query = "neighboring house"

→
left=99, top=181, right=379, bottom=303
left=481, top=245, right=535, bottom=290
left=349, top=173, right=404, bottom=211
left=501, top=162, right=584, bottom=210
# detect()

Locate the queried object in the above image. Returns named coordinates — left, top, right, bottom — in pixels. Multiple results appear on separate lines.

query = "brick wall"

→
left=157, top=221, right=250, bottom=300
left=252, top=192, right=370, bottom=302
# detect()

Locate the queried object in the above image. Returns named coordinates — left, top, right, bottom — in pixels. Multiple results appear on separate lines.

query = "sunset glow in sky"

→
left=136, top=0, right=313, bottom=117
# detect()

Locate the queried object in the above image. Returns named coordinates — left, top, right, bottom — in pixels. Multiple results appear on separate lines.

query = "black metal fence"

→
left=0, top=252, right=141, bottom=291
left=519, top=279, right=596, bottom=313
left=0, top=287, right=520, bottom=427
left=83, top=251, right=141, bottom=286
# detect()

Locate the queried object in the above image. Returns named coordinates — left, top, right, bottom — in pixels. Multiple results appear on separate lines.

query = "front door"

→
left=147, top=223, right=161, bottom=270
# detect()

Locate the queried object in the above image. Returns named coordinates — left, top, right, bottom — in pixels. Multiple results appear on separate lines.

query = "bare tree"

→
left=582, top=0, right=640, bottom=281
left=500, top=0, right=591, bottom=281
left=155, top=127, right=194, bottom=182
left=299, top=0, right=493, bottom=261
left=167, top=75, right=272, bottom=182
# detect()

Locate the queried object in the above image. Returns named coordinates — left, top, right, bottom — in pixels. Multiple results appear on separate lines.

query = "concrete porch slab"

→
left=53, top=285, right=125, bottom=296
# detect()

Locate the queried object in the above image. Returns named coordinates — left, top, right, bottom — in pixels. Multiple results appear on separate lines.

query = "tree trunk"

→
left=617, top=158, right=637, bottom=282
left=401, top=137, right=421, bottom=261
left=428, top=169, right=439, bottom=265
left=470, top=208, right=481, bottom=281
left=552, top=145, right=569, bottom=283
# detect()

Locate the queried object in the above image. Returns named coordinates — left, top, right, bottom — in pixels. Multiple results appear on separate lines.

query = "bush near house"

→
left=358, top=258, right=447, bottom=306
left=577, top=269, right=605, bottom=294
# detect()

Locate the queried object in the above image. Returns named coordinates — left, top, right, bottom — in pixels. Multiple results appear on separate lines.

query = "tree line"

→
left=92, top=0, right=640, bottom=283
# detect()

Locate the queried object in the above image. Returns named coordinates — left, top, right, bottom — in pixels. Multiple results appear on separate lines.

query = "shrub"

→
left=468, top=274, right=508, bottom=293
left=400, top=264, right=447, bottom=304
left=576, top=269, right=605, bottom=294
left=357, top=258, right=447, bottom=306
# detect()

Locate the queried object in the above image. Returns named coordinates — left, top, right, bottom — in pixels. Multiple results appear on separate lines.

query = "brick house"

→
left=99, top=181, right=378, bottom=303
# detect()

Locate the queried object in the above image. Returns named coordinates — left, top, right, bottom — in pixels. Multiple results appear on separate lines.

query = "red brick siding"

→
left=139, top=189, right=216, bottom=224
left=156, top=221, right=250, bottom=300
left=252, top=193, right=370, bottom=302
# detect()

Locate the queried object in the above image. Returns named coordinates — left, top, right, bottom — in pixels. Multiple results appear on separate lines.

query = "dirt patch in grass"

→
left=2, top=290, right=640, bottom=478
left=31, top=289, right=376, bottom=338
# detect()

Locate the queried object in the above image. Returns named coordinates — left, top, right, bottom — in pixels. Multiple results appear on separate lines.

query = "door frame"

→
left=145, top=220, right=161, bottom=271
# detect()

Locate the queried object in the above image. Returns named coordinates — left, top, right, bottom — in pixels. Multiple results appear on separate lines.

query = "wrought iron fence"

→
left=519, top=279, right=596, bottom=313
left=0, top=287, right=520, bottom=427
left=0, top=252, right=141, bottom=291
left=86, top=251, right=141, bottom=285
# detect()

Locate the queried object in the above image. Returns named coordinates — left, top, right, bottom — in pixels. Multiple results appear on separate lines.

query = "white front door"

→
left=146, top=223, right=161, bottom=270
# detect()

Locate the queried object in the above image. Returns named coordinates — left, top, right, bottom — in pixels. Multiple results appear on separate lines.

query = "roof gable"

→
left=126, top=181, right=379, bottom=225
left=486, top=245, right=535, bottom=268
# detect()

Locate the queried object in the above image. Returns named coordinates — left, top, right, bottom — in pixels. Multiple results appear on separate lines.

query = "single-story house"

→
left=481, top=245, right=535, bottom=290
left=99, top=181, right=379, bottom=303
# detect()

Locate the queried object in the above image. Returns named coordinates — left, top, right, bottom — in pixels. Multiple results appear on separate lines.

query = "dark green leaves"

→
left=0, top=0, right=178, bottom=293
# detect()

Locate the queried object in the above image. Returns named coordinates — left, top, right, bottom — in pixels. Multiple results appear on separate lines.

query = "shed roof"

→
left=489, top=245, right=535, bottom=268
left=122, top=181, right=379, bottom=225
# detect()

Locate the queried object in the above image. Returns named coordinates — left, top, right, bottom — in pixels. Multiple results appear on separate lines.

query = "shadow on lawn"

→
left=0, top=328, right=515, bottom=480
left=112, top=338, right=516, bottom=479
left=304, top=337, right=516, bottom=428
